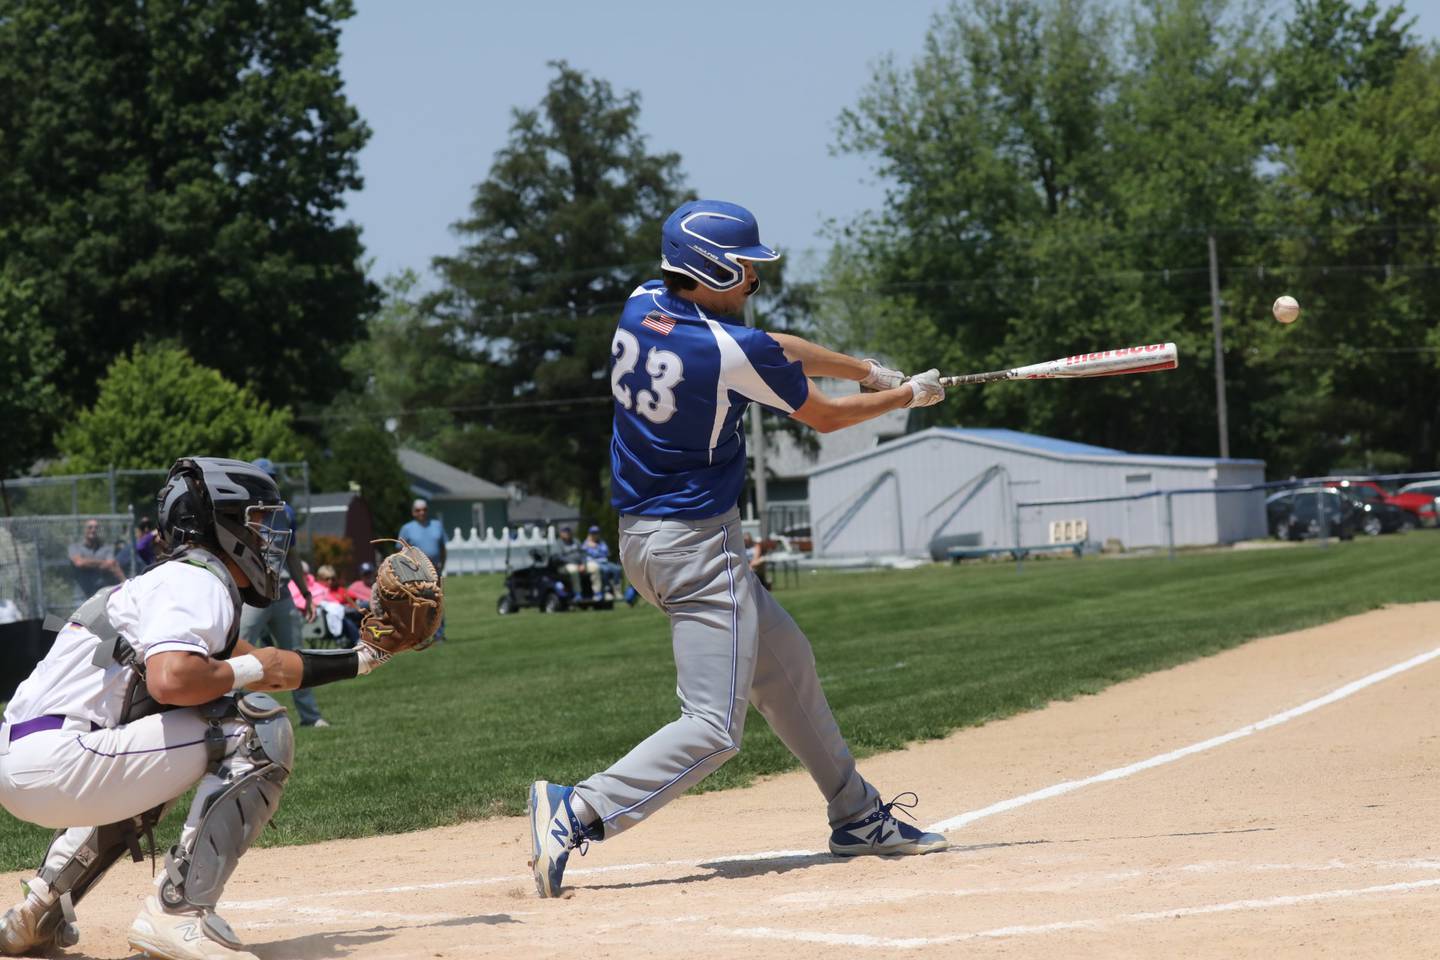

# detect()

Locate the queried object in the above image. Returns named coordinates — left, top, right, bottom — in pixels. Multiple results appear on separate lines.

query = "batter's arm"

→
left=769, top=333, right=871, bottom=381
left=790, top=381, right=912, bottom=434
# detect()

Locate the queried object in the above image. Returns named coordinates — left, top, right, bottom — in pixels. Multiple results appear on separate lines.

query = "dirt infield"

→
left=15, top=602, right=1440, bottom=959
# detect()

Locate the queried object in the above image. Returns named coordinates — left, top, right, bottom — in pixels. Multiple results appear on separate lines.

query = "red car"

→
left=1325, top=479, right=1437, bottom=528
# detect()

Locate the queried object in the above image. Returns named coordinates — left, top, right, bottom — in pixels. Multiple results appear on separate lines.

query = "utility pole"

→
left=743, top=299, right=770, bottom=542
left=1207, top=233, right=1230, bottom=459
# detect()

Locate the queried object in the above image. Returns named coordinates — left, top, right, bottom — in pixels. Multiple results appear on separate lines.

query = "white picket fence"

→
left=444, top=525, right=561, bottom=575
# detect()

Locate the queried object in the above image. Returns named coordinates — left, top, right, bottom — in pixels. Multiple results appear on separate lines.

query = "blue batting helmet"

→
left=660, top=200, right=780, bottom=293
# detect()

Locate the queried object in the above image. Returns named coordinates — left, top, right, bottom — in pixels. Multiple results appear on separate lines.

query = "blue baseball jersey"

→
left=610, top=281, right=810, bottom=519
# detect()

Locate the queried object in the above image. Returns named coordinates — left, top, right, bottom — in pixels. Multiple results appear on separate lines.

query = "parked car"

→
left=1361, top=498, right=1411, bottom=535
left=1324, top=479, right=1436, bottom=528
left=1398, top=478, right=1440, bottom=517
left=1265, top=488, right=1359, bottom=541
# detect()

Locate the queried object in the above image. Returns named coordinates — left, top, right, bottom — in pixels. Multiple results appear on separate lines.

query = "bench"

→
left=947, top=540, right=1085, bottom=563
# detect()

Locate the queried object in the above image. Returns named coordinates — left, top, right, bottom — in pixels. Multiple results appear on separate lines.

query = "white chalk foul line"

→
left=927, top=644, right=1440, bottom=833
left=717, top=877, right=1440, bottom=949
left=220, top=643, right=1440, bottom=913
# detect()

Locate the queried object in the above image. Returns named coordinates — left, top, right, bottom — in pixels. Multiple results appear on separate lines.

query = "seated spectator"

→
left=581, top=525, right=624, bottom=599
left=314, top=564, right=360, bottom=648
left=556, top=526, right=599, bottom=597
left=743, top=533, right=771, bottom=591
left=68, top=518, right=125, bottom=600
left=348, top=562, right=375, bottom=609
left=287, top=561, right=323, bottom=609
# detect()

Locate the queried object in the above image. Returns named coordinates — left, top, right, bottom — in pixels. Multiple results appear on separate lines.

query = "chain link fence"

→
left=0, top=463, right=310, bottom=531
left=0, top=514, right=139, bottom=623
left=0, top=462, right=313, bottom=625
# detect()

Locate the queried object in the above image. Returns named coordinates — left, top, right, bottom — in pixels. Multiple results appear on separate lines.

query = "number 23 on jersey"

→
left=612, top=329, right=684, bottom=424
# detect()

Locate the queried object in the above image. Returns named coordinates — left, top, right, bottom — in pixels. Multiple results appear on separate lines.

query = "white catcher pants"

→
left=0, top=710, right=259, bottom=897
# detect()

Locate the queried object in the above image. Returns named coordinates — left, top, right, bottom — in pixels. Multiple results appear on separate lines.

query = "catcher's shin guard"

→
left=1, top=801, right=173, bottom=954
left=160, top=693, right=293, bottom=934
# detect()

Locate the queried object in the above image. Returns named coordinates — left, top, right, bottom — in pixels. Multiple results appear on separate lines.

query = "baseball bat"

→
left=936, top=342, right=1178, bottom=386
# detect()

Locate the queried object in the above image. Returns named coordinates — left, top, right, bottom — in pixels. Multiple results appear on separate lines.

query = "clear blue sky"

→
left=338, top=0, right=1440, bottom=286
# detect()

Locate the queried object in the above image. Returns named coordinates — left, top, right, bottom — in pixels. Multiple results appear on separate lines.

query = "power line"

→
left=293, top=395, right=612, bottom=423
left=408, top=261, right=1440, bottom=329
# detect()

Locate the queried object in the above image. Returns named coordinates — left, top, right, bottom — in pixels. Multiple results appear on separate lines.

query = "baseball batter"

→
left=0, top=458, right=434, bottom=959
left=529, top=199, right=949, bottom=898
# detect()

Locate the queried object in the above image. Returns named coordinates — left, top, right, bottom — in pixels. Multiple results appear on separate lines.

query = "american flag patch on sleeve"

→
left=640, top=311, right=676, bottom=335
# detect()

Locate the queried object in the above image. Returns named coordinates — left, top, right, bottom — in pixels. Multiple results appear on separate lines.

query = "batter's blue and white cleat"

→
left=829, top=792, right=949, bottom=857
left=528, top=781, right=595, bottom=898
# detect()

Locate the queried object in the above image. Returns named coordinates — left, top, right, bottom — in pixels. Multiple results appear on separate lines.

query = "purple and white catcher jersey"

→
left=609, top=281, right=809, bottom=519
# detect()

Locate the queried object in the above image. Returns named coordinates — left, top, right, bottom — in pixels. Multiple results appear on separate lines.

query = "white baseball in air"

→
left=1272, top=295, right=1301, bottom=324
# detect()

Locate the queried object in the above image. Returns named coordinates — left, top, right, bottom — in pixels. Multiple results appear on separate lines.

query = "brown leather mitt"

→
left=359, top=539, right=444, bottom=653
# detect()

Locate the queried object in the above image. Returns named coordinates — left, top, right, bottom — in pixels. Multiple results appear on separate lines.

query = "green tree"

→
left=0, top=271, right=63, bottom=487
left=835, top=0, right=1231, bottom=451
left=1238, top=0, right=1435, bottom=474
left=0, top=0, right=376, bottom=419
left=335, top=271, right=480, bottom=446
left=429, top=62, right=691, bottom=522
left=57, top=343, right=302, bottom=472
left=305, top=422, right=413, bottom=538
left=306, top=271, right=472, bottom=532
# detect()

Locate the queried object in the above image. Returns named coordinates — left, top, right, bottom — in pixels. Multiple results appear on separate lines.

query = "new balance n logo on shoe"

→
left=865, top=822, right=894, bottom=846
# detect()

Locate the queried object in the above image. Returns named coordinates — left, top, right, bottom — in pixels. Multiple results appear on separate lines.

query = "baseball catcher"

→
left=0, top=457, right=440, bottom=960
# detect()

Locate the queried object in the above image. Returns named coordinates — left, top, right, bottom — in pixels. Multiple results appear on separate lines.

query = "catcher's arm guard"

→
left=361, top=539, right=445, bottom=653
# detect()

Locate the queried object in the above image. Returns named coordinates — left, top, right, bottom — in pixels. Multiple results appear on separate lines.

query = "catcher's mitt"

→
left=359, top=539, right=444, bottom=653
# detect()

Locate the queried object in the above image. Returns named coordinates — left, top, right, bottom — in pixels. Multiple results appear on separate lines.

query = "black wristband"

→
left=298, top=649, right=359, bottom=688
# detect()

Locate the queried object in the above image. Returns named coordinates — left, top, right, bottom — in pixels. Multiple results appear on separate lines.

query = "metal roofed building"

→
left=506, top=493, right=582, bottom=531
left=754, top=405, right=910, bottom=536
left=806, top=427, right=1266, bottom=559
left=398, top=448, right=510, bottom=535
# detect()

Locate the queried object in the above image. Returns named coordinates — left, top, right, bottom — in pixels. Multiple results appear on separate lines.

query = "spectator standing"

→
left=398, top=498, right=447, bottom=642
left=237, top=458, right=329, bottom=728
left=68, top=519, right=125, bottom=601
left=132, top=517, right=158, bottom=571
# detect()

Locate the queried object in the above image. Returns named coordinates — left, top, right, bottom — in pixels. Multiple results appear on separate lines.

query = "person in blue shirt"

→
left=580, top=525, right=623, bottom=599
left=398, top=499, right=447, bottom=642
left=237, top=459, right=326, bottom=728
left=527, top=199, right=949, bottom=899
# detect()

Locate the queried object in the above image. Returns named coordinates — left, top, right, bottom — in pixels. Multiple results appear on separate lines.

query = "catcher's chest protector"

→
left=76, top=546, right=243, bottom=724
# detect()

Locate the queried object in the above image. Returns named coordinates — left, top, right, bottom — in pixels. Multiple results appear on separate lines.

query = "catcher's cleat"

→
left=127, top=896, right=258, bottom=960
left=528, top=781, right=597, bottom=898
left=828, top=792, right=949, bottom=857
left=0, top=890, right=76, bottom=955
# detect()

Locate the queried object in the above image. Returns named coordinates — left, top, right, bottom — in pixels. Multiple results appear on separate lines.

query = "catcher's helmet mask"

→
left=156, top=457, right=291, bottom=607
left=660, top=200, right=780, bottom=294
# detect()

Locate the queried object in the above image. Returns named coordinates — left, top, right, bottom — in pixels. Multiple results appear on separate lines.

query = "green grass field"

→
left=1, top=534, right=1436, bottom=871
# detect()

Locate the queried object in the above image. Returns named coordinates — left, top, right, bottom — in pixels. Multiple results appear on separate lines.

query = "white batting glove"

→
left=905, top=369, right=945, bottom=408
left=859, top=359, right=905, bottom=392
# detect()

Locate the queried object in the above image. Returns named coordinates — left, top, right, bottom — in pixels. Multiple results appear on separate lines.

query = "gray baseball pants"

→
left=238, top=592, right=322, bottom=726
left=574, top=508, right=878, bottom=836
